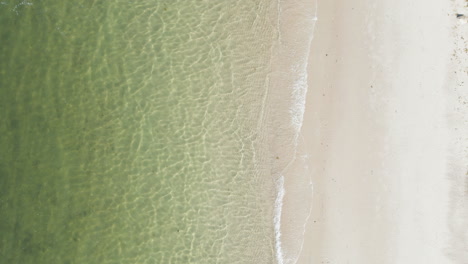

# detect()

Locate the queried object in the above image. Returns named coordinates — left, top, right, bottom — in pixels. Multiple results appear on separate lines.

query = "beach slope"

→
left=296, top=0, right=468, bottom=263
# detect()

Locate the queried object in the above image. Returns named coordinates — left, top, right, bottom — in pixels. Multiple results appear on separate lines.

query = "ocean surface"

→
left=0, top=1, right=281, bottom=263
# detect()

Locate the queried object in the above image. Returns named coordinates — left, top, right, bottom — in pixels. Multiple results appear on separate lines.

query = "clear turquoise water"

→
left=0, top=1, right=278, bottom=263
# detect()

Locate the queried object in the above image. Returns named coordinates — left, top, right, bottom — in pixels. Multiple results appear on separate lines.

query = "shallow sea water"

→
left=0, top=1, right=278, bottom=263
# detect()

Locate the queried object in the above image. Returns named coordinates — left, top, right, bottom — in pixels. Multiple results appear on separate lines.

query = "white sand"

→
left=292, top=0, right=468, bottom=263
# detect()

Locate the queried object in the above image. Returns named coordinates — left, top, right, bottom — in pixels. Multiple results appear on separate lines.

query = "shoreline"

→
left=291, top=0, right=467, bottom=263
left=268, top=0, right=318, bottom=263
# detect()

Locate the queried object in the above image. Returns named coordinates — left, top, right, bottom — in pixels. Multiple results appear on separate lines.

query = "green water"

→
left=0, top=1, right=278, bottom=263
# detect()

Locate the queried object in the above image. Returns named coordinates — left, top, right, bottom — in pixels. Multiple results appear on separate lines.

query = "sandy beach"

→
left=287, top=0, right=468, bottom=263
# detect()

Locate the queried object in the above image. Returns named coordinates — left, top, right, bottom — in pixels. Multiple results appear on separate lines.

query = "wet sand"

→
left=292, top=0, right=468, bottom=263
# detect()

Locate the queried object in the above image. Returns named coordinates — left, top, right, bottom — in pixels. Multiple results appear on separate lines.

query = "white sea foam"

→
left=289, top=60, right=311, bottom=142
left=289, top=14, right=317, bottom=140
left=274, top=175, right=286, bottom=264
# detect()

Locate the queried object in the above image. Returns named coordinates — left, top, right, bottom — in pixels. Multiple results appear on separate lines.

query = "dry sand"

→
left=290, top=0, right=468, bottom=263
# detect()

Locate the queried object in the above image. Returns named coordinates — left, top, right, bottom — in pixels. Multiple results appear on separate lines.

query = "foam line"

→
left=273, top=0, right=318, bottom=263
